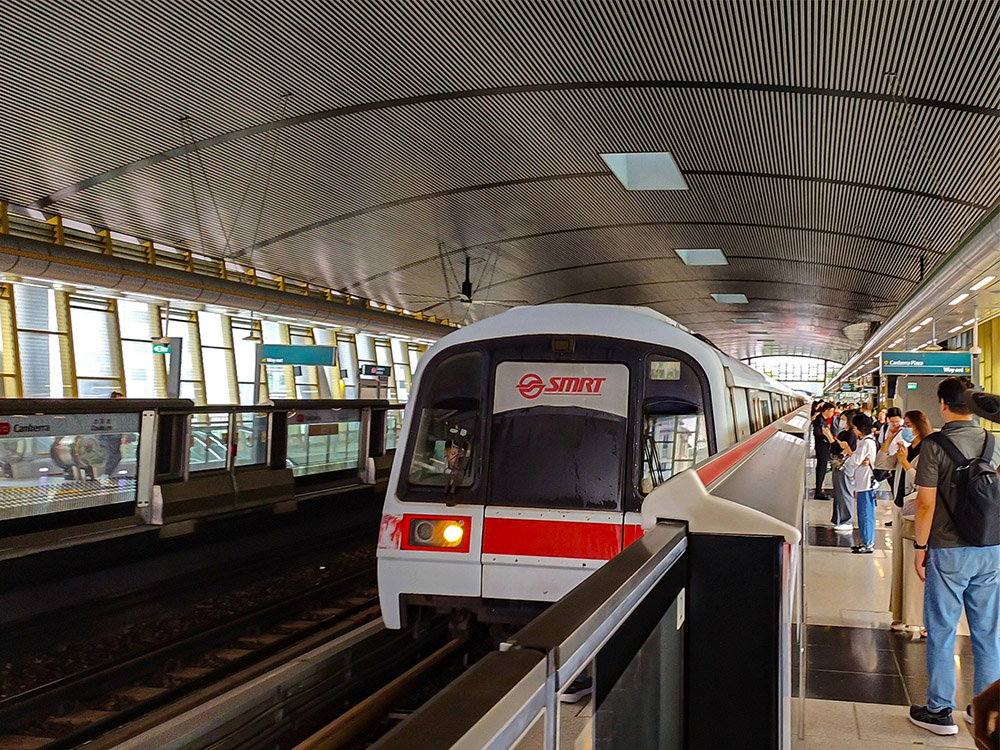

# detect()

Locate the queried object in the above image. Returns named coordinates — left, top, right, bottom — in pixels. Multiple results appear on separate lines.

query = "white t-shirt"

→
left=847, top=435, right=877, bottom=492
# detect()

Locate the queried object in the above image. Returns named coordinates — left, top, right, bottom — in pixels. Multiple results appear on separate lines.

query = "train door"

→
left=480, top=361, right=629, bottom=602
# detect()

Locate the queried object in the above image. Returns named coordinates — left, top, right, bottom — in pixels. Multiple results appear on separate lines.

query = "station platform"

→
left=795, top=492, right=980, bottom=749
left=491, top=494, right=982, bottom=750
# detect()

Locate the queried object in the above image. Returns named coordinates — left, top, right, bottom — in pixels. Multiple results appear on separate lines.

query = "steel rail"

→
left=0, top=566, right=377, bottom=747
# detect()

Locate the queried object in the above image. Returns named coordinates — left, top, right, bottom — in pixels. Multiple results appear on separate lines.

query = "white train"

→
left=377, top=304, right=803, bottom=628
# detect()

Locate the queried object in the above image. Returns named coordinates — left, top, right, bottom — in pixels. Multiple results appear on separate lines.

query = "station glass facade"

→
left=0, top=281, right=428, bottom=404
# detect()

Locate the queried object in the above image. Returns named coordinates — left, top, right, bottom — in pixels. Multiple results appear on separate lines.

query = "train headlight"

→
left=442, top=522, right=464, bottom=545
left=403, top=516, right=470, bottom=551
left=414, top=520, right=436, bottom=544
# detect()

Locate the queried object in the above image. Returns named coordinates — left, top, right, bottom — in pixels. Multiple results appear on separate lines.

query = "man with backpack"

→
left=909, top=376, right=1000, bottom=737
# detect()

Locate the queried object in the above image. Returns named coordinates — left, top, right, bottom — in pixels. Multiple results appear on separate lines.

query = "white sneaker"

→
left=559, top=677, right=592, bottom=704
left=833, top=523, right=853, bottom=531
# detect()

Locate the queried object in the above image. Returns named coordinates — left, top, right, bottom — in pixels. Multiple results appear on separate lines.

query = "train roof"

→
left=425, top=304, right=794, bottom=396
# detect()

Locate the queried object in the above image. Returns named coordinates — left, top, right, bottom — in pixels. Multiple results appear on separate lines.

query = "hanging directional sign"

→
left=259, top=344, right=336, bottom=367
left=151, top=342, right=171, bottom=354
left=840, top=384, right=858, bottom=392
left=359, top=364, right=392, bottom=378
left=880, top=351, right=972, bottom=376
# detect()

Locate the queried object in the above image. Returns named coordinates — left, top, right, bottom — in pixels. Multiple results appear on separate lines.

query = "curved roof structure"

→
left=4, top=1, right=1000, bottom=361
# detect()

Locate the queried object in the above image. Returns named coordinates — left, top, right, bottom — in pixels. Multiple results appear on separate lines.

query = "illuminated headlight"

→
left=442, top=522, right=463, bottom=544
left=405, top=517, right=468, bottom=550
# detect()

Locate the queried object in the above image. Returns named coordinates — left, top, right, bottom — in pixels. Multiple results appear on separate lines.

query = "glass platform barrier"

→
left=372, top=523, right=688, bottom=750
left=0, top=398, right=405, bottom=536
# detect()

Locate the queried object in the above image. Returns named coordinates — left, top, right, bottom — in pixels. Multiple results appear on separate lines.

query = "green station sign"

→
left=259, top=344, right=336, bottom=367
left=907, top=382, right=918, bottom=390
left=880, top=351, right=972, bottom=376
left=151, top=342, right=171, bottom=354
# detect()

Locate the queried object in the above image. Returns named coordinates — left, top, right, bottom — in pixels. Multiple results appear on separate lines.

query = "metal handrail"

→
left=159, top=399, right=405, bottom=415
left=372, top=522, right=688, bottom=750
left=0, top=398, right=193, bottom=414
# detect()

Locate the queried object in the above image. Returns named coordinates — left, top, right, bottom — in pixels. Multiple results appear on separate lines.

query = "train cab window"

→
left=640, top=357, right=710, bottom=492
left=407, top=351, right=481, bottom=489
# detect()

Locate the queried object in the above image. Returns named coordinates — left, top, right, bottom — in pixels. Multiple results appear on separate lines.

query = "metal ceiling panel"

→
left=4, top=0, right=1000, bottom=358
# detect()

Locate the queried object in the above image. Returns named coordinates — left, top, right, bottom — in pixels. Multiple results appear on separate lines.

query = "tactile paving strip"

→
left=0, top=479, right=136, bottom=520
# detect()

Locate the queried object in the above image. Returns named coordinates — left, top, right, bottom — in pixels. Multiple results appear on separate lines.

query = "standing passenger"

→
left=812, top=403, right=835, bottom=500
left=843, top=412, right=877, bottom=553
left=909, top=377, right=1000, bottom=737
left=829, top=409, right=857, bottom=530
left=889, top=410, right=932, bottom=634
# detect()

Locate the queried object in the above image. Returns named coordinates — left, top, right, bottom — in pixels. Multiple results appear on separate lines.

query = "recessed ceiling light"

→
left=949, top=325, right=963, bottom=333
left=971, top=276, right=995, bottom=291
left=732, top=317, right=763, bottom=324
left=963, top=317, right=977, bottom=326
left=601, top=152, right=688, bottom=191
left=893, top=338, right=904, bottom=344
left=888, top=342, right=897, bottom=348
left=910, top=325, right=922, bottom=333
left=675, top=248, right=728, bottom=266
left=920, top=317, right=933, bottom=326
left=949, top=294, right=969, bottom=305
left=711, top=293, right=749, bottom=304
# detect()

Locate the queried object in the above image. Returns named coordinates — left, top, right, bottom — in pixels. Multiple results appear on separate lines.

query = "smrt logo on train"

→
left=514, top=373, right=608, bottom=400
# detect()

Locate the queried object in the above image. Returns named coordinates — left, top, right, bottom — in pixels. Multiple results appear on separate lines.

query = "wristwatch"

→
left=913, top=542, right=927, bottom=550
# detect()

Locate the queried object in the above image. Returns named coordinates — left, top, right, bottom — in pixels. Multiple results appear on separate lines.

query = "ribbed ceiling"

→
left=4, top=0, right=1000, bottom=361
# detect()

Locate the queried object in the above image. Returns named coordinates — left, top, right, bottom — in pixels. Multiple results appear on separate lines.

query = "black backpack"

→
left=924, top=431, right=1000, bottom=547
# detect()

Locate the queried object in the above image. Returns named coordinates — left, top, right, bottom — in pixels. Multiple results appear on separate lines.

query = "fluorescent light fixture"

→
left=888, top=342, right=898, bottom=348
left=971, top=276, right=995, bottom=291
left=949, top=293, right=969, bottom=305
left=915, top=344, right=925, bottom=350
left=893, top=338, right=904, bottom=345
left=910, top=325, right=921, bottom=333
left=711, top=293, right=749, bottom=304
left=963, top=318, right=977, bottom=326
left=601, top=152, right=688, bottom=191
left=675, top=248, right=727, bottom=266
left=732, top=317, right=763, bottom=324
left=920, top=317, right=933, bottom=326
left=949, top=325, right=963, bottom=333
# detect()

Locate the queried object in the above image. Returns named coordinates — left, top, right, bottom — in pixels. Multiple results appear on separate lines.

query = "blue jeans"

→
left=855, top=489, right=876, bottom=547
left=924, top=546, right=1000, bottom=712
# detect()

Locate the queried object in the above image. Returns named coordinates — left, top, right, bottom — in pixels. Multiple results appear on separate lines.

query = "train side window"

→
left=751, top=390, right=773, bottom=427
left=641, top=357, right=710, bottom=492
left=407, top=351, right=481, bottom=490
left=731, top=387, right=751, bottom=441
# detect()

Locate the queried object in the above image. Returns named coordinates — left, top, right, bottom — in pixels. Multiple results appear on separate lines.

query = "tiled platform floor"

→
left=798, top=456, right=984, bottom=748
left=793, top=698, right=978, bottom=749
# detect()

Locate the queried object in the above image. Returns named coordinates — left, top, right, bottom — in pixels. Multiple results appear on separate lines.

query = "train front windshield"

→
left=490, top=362, right=629, bottom=511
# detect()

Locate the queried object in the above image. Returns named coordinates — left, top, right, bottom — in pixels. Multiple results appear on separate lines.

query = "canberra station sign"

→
left=880, top=351, right=972, bottom=376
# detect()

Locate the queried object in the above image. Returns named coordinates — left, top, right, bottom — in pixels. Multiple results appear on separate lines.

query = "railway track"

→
left=0, top=562, right=380, bottom=749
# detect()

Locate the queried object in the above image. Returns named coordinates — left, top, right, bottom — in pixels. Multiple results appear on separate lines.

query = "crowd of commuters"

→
left=811, top=379, right=1000, bottom=745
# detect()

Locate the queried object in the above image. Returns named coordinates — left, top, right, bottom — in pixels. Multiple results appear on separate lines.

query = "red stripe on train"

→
left=696, top=424, right=777, bottom=487
left=482, top=518, right=622, bottom=560
left=481, top=423, right=789, bottom=559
